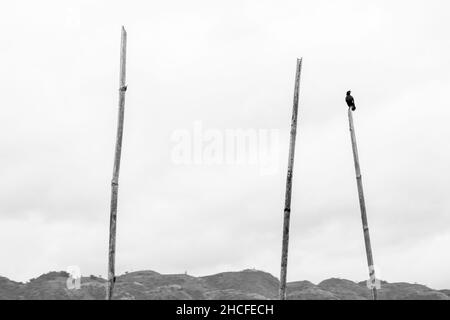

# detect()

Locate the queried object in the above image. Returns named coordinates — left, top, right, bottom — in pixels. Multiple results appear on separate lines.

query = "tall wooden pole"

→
left=347, top=108, right=378, bottom=300
left=279, top=58, right=303, bottom=300
left=106, top=26, right=127, bottom=300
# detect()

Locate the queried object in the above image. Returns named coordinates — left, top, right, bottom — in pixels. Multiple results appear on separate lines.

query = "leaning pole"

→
left=347, top=108, right=378, bottom=300
left=279, top=58, right=303, bottom=300
left=107, top=26, right=127, bottom=300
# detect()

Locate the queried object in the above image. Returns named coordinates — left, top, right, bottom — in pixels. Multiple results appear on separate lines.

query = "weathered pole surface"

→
left=347, top=108, right=378, bottom=300
left=279, top=58, right=303, bottom=300
left=107, top=26, right=127, bottom=300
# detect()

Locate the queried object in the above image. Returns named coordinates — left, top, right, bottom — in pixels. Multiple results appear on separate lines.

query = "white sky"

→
left=1, top=0, right=449, bottom=289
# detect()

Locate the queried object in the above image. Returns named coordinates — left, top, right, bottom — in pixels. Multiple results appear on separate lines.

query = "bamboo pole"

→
left=106, top=26, right=127, bottom=300
left=279, top=58, right=303, bottom=300
left=347, top=108, right=378, bottom=300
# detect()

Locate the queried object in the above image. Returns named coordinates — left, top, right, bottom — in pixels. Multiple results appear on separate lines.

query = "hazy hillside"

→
left=0, top=269, right=448, bottom=300
left=0, top=276, right=26, bottom=300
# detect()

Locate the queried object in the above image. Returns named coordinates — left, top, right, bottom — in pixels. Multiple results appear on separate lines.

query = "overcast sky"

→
left=1, top=0, right=449, bottom=290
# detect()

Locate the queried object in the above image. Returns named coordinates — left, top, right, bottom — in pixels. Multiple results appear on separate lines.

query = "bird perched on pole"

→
left=346, top=90, right=356, bottom=111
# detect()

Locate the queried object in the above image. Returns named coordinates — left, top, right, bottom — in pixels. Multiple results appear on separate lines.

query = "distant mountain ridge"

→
left=0, top=269, right=449, bottom=300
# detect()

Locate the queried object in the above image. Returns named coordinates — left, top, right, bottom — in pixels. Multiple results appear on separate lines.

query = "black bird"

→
left=346, top=90, right=356, bottom=111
